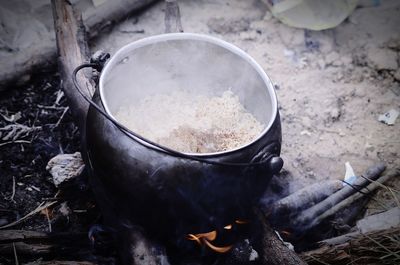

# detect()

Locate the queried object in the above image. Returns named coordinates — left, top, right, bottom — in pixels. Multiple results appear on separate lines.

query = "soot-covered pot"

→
left=84, top=33, right=282, bottom=246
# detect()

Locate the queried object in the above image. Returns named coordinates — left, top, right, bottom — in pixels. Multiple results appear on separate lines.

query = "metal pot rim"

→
left=99, top=33, right=278, bottom=157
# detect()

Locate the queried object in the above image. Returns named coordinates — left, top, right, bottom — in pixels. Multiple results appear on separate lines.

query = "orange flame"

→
left=187, top=229, right=233, bottom=253
left=223, top=224, right=232, bottom=230
left=235, top=219, right=248, bottom=224
left=203, top=238, right=233, bottom=253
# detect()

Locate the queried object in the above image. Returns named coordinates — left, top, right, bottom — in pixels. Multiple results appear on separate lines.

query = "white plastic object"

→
left=263, top=0, right=359, bottom=30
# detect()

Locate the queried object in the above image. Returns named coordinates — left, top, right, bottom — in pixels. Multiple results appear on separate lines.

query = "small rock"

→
left=367, top=47, right=398, bottom=70
left=300, top=130, right=312, bottom=136
left=239, top=31, right=258, bottom=40
left=46, top=152, right=85, bottom=187
left=378, top=109, right=399, bottom=125
left=325, top=51, right=340, bottom=66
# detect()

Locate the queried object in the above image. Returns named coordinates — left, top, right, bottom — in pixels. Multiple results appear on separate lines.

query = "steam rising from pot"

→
left=115, top=90, right=264, bottom=153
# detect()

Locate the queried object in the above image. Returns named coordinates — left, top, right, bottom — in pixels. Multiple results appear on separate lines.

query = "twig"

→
left=0, top=124, right=41, bottom=141
left=0, top=140, right=31, bottom=148
left=37, top=104, right=68, bottom=110
left=44, top=208, right=52, bottom=233
left=361, top=175, right=400, bottom=207
left=365, top=234, right=400, bottom=260
left=13, top=242, right=19, bottom=265
left=301, top=227, right=400, bottom=265
left=53, top=106, right=69, bottom=129
left=0, top=201, right=57, bottom=229
left=9, top=176, right=16, bottom=202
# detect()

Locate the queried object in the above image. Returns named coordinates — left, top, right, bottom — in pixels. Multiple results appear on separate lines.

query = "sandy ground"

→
left=93, top=0, right=400, bottom=192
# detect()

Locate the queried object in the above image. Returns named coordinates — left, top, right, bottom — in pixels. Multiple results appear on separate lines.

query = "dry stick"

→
left=312, top=168, right=399, bottom=227
left=51, top=0, right=93, bottom=133
left=53, top=107, right=70, bottom=129
left=0, top=230, right=92, bottom=258
left=12, top=242, right=19, bottom=265
left=255, top=208, right=307, bottom=265
left=25, top=260, right=98, bottom=265
left=10, top=176, right=16, bottom=202
left=294, top=163, right=386, bottom=229
left=0, top=140, right=31, bottom=148
left=300, top=226, right=400, bottom=265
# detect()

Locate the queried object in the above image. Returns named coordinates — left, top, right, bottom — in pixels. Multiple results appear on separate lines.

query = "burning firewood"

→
left=294, top=163, right=388, bottom=230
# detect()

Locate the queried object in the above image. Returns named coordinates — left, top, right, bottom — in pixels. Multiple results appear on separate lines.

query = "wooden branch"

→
left=255, top=209, right=307, bottom=265
left=51, top=0, right=94, bottom=132
left=0, top=230, right=89, bottom=257
left=165, top=0, right=183, bottom=33
left=312, top=168, right=399, bottom=226
left=293, top=163, right=386, bottom=229
left=24, top=260, right=97, bottom=265
left=265, top=180, right=342, bottom=218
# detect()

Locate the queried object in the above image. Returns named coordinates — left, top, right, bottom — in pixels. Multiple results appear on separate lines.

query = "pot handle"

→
left=251, top=142, right=284, bottom=175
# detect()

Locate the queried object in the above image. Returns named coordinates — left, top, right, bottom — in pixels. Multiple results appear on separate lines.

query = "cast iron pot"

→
left=77, top=33, right=283, bottom=246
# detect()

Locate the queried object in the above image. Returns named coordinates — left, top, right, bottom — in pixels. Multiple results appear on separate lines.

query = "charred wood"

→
left=310, top=167, right=398, bottom=228
left=255, top=209, right=307, bottom=265
left=0, top=230, right=89, bottom=257
left=263, top=179, right=342, bottom=218
left=293, top=163, right=387, bottom=230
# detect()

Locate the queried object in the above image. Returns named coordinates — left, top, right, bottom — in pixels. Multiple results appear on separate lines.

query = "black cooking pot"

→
left=75, top=33, right=283, bottom=245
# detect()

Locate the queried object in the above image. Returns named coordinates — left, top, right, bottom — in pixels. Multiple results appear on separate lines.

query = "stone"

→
left=46, top=152, right=85, bottom=187
left=367, top=47, right=398, bottom=70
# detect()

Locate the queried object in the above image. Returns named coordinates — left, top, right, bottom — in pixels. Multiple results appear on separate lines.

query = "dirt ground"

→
left=0, top=0, right=399, bottom=264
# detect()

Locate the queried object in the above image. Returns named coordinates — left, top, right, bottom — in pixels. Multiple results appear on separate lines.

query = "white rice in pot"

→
left=115, top=90, right=264, bottom=153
